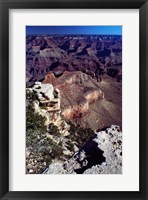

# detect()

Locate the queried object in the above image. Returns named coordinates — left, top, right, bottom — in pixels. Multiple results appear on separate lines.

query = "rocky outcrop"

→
left=61, top=87, right=104, bottom=121
left=46, top=125, right=122, bottom=174
left=26, top=82, right=72, bottom=174
left=84, top=88, right=104, bottom=103
left=85, top=125, right=122, bottom=174
left=62, top=99, right=89, bottom=121
left=66, top=125, right=122, bottom=174
left=26, top=82, right=69, bottom=136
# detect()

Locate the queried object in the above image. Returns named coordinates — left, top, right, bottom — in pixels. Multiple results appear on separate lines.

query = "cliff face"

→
left=43, top=71, right=121, bottom=130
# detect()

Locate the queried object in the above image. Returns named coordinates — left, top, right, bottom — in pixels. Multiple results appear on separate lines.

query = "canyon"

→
left=26, top=34, right=122, bottom=174
left=26, top=34, right=122, bottom=130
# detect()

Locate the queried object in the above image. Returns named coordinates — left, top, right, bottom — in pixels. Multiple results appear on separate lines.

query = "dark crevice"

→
left=74, top=140, right=105, bottom=174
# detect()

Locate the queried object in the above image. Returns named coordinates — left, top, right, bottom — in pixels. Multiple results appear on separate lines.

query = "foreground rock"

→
left=46, top=125, right=122, bottom=174
left=26, top=82, right=69, bottom=136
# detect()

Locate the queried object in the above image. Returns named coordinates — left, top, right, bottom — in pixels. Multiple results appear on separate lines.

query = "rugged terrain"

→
left=47, top=125, right=122, bottom=174
left=43, top=71, right=121, bottom=130
left=26, top=34, right=122, bottom=130
left=26, top=82, right=122, bottom=174
left=26, top=35, right=122, bottom=84
left=26, top=34, right=122, bottom=174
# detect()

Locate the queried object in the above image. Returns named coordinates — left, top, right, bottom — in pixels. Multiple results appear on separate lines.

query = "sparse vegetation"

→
left=26, top=106, right=46, bottom=131
left=26, top=90, right=63, bottom=174
left=67, top=121, right=95, bottom=147
left=26, top=34, right=122, bottom=174
left=26, top=89, right=37, bottom=102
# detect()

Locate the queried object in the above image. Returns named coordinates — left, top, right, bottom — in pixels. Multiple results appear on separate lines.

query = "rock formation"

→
left=46, top=125, right=122, bottom=174
left=26, top=82, right=69, bottom=135
left=43, top=71, right=121, bottom=130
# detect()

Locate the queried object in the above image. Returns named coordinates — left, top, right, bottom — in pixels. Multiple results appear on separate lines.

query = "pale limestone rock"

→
left=83, top=125, right=122, bottom=174
left=32, top=82, right=54, bottom=100
left=59, top=125, right=122, bottom=174
left=27, top=82, right=70, bottom=136
left=73, top=145, right=79, bottom=152
left=47, top=162, right=75, bottom=174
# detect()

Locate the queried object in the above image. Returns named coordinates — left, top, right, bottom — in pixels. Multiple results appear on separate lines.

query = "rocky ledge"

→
left=46, top=125, right=122, bottom=174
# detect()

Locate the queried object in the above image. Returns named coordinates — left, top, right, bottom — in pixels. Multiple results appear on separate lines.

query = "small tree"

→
left=67, top=121, right=95, bottom=147
left=48, top=123, right=60, bottom=136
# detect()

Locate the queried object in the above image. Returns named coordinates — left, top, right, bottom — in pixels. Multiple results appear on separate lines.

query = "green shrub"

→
left=26, top=106, right=46, bottom=132
left=67, top=121, right=94, bottom=147
left=41, top=137, right=63, bottom=159
left=26, top=89, right=46, bottom=132
left=26, top=89, right=37, bottom=102
left=48, top=123, right=60, bottom=136
left=26, top=89, right=63, bottom=172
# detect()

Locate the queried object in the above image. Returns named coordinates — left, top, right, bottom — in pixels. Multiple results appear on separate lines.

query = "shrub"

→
left=26, top=89, right=63, bottom=173
left=67, top=121, right=94, bottom=147
left=26, top=89, right=46, bottom=132
left=26, top=89, right=37, bottom=102
left=26, top=106, right=46, bottom=132
left=48, top=123, right=60, bottom=136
